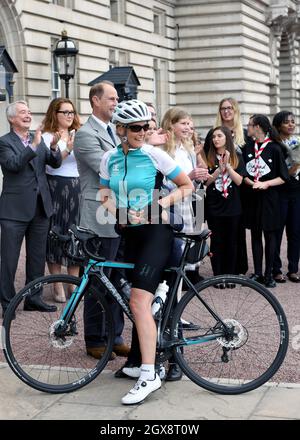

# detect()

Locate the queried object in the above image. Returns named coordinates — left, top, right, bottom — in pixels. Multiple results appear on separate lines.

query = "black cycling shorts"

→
left=123, top=224, right=174, bottom=294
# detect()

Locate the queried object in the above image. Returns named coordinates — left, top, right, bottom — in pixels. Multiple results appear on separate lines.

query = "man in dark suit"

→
left=0, top=100, right=62, bottom=317
left=74, top=81, right=129, bottom=360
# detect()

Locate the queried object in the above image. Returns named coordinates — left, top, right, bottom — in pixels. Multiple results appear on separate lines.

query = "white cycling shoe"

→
left=123, top=365, right=166, bottom=380
left=122, top=366, right=141, bottom=378
left=121, top=374, right=161, bottom=405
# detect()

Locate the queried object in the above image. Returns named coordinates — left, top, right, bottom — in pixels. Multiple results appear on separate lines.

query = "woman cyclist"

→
left=99, top=99, right=193, bottom=405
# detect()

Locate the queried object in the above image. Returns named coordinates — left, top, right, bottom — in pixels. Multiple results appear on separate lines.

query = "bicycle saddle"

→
left=174, top=228, right=211, bottom=242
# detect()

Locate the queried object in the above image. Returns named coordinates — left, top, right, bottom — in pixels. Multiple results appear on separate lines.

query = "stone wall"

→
left=175, top=0, right=300, bottom=136
left=1, top=0, right=300, bottom=136
left=0, top=0, right=176, bottom=128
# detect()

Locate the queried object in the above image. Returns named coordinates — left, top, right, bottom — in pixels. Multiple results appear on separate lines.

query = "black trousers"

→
left=84, top=236, right=125, bottom=347
left=235, top=221, right=248, bottom=275
left=273, top=193, right=300, bottom=276
left=0, top=197, right=49, bottom=311
left=251, top=228, right=277, bottom=279
left=207, top=215, right=240, bottom=276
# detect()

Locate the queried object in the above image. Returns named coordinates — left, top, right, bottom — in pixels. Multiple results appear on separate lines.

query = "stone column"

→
left=268, top=21, right=283, bottom=116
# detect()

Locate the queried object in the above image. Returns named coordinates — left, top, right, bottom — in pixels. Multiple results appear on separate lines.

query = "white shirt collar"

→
left=91, top=114, right=109, bottom=130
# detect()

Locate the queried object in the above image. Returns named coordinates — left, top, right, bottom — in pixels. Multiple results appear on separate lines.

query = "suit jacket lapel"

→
left=9, top=131, right=27, bottom=153
left=88, top=116, right=117, bottom=148
left=9, top=131, right=36, bottom=170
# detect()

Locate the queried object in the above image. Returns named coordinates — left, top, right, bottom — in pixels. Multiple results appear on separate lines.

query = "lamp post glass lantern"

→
left=53, top=31, right=78, bottom=98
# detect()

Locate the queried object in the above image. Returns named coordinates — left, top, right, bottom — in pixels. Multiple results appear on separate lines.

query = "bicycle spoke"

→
left=3, top=275, right=114, bottom=393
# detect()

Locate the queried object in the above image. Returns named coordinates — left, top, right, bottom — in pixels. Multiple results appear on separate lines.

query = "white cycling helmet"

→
left=112, top=99, right=151, bottom=125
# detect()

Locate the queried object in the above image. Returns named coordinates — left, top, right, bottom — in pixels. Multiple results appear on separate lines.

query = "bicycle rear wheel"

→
left=3, top=274, right=115, bottom=394
left=171, top=275, right=289, bottom=394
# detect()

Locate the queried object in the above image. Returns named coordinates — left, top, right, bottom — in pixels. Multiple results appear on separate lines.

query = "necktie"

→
left=107, top=125, right=116, bottom=146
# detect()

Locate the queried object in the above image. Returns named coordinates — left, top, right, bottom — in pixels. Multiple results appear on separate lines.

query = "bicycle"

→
left=2, top=225, right=289, bottom=395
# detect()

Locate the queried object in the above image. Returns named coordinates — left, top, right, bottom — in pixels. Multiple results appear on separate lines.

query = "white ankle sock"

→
left=139, top=364, right=155, bottom=381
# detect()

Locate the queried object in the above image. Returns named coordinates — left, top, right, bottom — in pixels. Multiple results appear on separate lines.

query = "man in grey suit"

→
left=74, top=81, right=129, bottom=360
left=0, top=100, right=62, bottom=317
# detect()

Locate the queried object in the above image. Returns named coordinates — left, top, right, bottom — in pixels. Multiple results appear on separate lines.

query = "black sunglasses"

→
left=126, top=124, right=150, bottom=133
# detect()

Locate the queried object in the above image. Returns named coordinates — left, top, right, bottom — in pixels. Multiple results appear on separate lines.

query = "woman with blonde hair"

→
left=214, top=97, right=245, bottom=147
left=161, top=107, right=208, bottom=189
left=42, top=97, right=81, bottom=302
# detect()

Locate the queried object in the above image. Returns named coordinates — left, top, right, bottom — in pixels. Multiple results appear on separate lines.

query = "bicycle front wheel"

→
left=171, top=275, right=289, bottom=395
left=3, top=274, right=115, bottom=394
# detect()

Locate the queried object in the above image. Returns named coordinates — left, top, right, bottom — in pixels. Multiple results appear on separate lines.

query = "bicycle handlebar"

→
left=49, top=225, right=106, bottom=262
left=49, top=225, right=211, bottom=263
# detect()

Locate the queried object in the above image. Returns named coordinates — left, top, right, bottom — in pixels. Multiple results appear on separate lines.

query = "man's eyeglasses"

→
left=220, top=106, right=233, bottom=112
left=127, top=124, right=150, bottom=133
left=57, top=111, right=76, bottom=117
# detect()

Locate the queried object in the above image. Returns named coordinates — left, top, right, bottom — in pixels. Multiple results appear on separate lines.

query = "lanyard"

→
left=217, top=154, right=229, bottom=198
left=254, top=138, right=271, bottom=182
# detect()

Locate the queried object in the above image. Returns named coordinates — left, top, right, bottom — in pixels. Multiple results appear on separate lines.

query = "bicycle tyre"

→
left=171, top=275, right=289, bottom=395
left=3, top=274, right=115, bottom=394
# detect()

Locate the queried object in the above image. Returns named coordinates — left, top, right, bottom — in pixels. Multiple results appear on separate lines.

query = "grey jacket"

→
left=73, top=116, right=119, bottom=237
left=0, top=130, right=62, bottom=221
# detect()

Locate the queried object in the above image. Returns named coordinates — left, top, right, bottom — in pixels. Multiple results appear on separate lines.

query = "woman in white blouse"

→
left=159, top=107, right=209, bottom=381
left=42, top=98, right=81, bottom=302
left=161, top=107, right=208, bottom=232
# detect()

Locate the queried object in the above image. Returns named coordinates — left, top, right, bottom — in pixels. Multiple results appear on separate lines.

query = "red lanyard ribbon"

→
left=217, top=154, right=229, bottom=198
left=254, top=138, right=271, bottom=182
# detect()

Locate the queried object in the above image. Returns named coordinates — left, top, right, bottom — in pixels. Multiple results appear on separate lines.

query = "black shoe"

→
left=180, top=321, right=200, bottom=331
left=249, top=274, right=265, bottom=284
left=166, top=363, right=183, bottom=382
left=273, top=273, right=286, bottom=283
left=114, top=361, right=140, bottom=379
left=24, top=297, right=57, bottom=312
left=264, top=277, right=276, bottom=288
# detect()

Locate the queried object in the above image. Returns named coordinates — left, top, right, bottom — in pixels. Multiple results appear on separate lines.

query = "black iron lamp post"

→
left=53, top=30, right=78, bottom=98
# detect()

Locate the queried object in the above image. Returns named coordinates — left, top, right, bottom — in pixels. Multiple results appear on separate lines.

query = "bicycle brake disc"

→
left=216, top=318, right=248, bottom=349
left=49, top=320, right=74, bottom=349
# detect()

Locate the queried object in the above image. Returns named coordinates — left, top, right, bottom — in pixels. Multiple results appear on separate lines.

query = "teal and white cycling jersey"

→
left=100, top=144, right=181, bottom=210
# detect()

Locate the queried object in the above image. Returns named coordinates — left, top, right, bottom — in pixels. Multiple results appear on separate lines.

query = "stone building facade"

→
left=0, top=0, right=300, bottom=138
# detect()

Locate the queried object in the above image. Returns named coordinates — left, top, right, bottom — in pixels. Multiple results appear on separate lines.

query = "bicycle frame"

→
left=57, top=237, right=228, bottom=351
